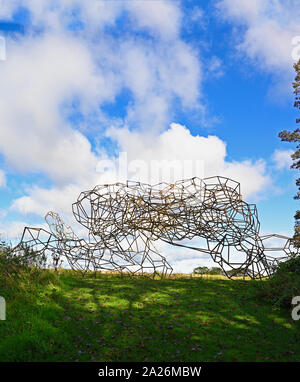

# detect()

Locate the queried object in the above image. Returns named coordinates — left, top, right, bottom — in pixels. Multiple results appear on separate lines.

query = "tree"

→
left=193, top=266, right=224, bottom=276
left=193, top=266, right=209, bottom=275
left=208, top=267, right=224, bottom=275
left=279, top=59, right=300, bottom=246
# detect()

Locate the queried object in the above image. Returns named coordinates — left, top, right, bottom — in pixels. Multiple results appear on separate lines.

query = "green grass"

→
left=0, top=269, right=300, bottom=362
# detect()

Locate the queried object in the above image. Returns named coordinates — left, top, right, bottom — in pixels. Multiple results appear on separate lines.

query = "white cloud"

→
left=115, top=38, right=201, bottom=132
left=0, top=220, right=33, bottom=242
left=272, top=149, right=293, bottom=170
left=0, top=2, right=202, bottom=185
left=107, top=123, right=270, bottom=200
left=0, top=1, right=122, bottom=31
left=216, top=0, right=300, bottom=78
left=126, top=0, right=181, bottom=40
left=11, top=123, right=270, bottom=229
left=11, top=184, right=79, bottom=217
left=10, top=181, right=99, bottom=239
left=222, top=159, right=269, bottom=199
left=0, top=33, right=114, bottom=184
left=10, top=178, right=102, bottom=224
left=170, top=258, right=214, bottom=274
left=207, top=56, right=224, bottom=78
left=155, top=239, right=219, bottom=273
left=0, top=0, right=18, bottom=19
left=0, top=219, right=55, bottom=245
left=1, top=1, right=181, bottom=38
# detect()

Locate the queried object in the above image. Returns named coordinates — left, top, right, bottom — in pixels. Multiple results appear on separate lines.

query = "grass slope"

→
left=0, top=270, right=299, bottom=362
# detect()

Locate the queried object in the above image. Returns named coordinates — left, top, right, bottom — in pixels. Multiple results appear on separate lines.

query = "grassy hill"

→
left=0, top=269, right=300, bottom=362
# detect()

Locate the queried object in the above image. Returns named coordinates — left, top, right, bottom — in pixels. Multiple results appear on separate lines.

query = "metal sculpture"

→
left=12, top=176, right=300, bottom=278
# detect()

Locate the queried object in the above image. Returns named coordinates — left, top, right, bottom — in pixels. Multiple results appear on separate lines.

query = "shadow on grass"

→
left=1, top=271, right=300, bottom=362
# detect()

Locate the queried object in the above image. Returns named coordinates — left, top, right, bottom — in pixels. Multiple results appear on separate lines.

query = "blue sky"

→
left=0, top=0, right=299, bottom=271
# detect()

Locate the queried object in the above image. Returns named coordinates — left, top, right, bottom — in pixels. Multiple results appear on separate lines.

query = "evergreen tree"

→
left=279, top=59, right=300, bottom=245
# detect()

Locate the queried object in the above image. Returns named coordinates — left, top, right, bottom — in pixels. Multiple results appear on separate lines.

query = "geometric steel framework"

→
left=12, top=176, right=300, bottom=279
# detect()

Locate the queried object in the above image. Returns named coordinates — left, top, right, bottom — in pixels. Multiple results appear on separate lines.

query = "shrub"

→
left=0, top=240, right=47, bottom=281
left=256, top=255, right=300, bottom=309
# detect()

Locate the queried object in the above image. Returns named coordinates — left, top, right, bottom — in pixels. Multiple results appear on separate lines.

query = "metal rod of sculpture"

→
left=13, top=176, right=299, bottom=278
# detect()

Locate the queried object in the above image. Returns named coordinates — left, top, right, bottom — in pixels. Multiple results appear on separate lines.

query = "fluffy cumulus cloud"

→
left=120, top=38, right=201, bottom=131
left=11, top=183, right=84, bottom=217
left=2, top=0, right=181, bottom=37
left=11, top=123, right=270, bottom=228
left=0, top=1, right=202, bottom=183
left=106, top=123, right=270, bottom=200
left=126, top=0, right=182, bottom=40
left=272, top=149, right=293, bottom=170
left=0, top=33, right=111, bottom=184
left=0, top=220, right=48, bottom=243
left=10, top=182, right=94, bottom=237
left=216, top=0, right=300, bottom=78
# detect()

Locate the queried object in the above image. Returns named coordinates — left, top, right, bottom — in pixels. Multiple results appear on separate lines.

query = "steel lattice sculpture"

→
left=12, top=176, right=300, bottom=279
